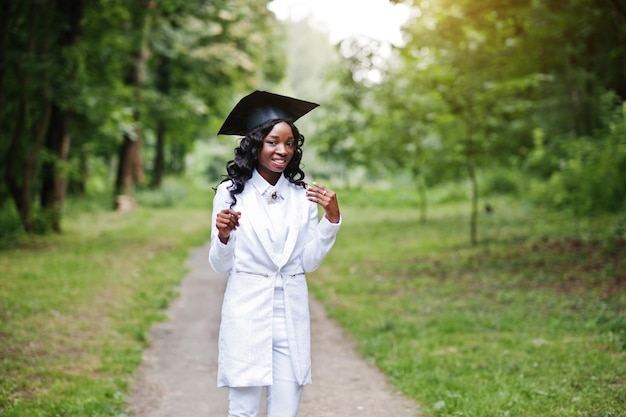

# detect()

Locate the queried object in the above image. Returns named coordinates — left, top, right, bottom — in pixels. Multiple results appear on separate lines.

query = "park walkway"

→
left=128, top=243, right=422, bottom=417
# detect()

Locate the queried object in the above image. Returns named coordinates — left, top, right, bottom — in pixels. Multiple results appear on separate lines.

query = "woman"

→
left=209, top=90, right=341, bottom=417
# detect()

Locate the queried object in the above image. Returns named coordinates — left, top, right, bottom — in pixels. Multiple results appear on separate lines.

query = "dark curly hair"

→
left=216, top=119, right=307, bottom=207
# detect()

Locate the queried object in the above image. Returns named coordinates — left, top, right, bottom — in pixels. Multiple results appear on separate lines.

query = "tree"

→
left=359, top=0, right=539, bottom=243
left=40, top=0, right=85, bottom=232
left=114, top=0, right=155, bottom=197
left=1, top=0, right=287, bottom=233
left=314, top=38, right=386, bottom=185
left=143, top=0, right=286, bottom=188
left=1, top=1, right=55, bottom=232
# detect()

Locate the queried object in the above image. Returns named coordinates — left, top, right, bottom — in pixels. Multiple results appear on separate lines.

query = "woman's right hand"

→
left=216, top=209, right=241, bottom=244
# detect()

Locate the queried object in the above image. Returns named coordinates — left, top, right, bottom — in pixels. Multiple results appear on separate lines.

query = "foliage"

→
left=135, top=177, right=190, bottom=208
left=316, top=0, right=626, bottom=243
left=309, top=192, right=626, bottom=417
left=525, top=94, right=626, bottom=214
left=314, top=38, right=377, bottom=177
left=0, top=0, right=285, bottom=234
left=142, top=0, right=287, bottom=170
left=479, top=166, right=521, bottom=197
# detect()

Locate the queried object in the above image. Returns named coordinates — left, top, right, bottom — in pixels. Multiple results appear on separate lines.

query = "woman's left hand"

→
left=306, top=182, right=340, bottom=223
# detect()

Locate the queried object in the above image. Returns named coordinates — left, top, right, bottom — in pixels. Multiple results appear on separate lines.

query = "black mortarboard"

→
left=218, top=90, right=319, bottom=136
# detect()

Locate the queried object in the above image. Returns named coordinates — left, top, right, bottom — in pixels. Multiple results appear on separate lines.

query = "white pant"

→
left=228, top=288, right=303, bottom=417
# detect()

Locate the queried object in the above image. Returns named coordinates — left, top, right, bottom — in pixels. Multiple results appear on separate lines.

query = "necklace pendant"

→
left=266, top=187, right=282, bottom=204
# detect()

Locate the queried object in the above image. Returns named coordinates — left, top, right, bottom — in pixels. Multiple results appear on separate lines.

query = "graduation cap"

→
left=218, top=90, right=319, bottom=136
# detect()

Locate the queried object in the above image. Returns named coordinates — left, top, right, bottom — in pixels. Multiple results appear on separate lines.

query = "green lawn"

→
left=308, top=191, right=626, bottom=416
left=0, top=205, right=212, bottom=416
left=1, top=186, right=624, bottom=416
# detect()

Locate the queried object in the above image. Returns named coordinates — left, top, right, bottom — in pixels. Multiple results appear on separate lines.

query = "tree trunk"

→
left=609, top=0, right=626, bottom=100
left=4, top=82, right=31, bottom=231
left=65, top=127, right=89, bottom=198
left=417, top=175, right=428, bottom=224
left=411, top=163, right=428, bottom=223
left=151, top=119, right=166, bottom=188
left=151, top=53, right=171, bottom=189
left=4, top=92, right=52, bottom=233
left=114, top=59, right=146, bottom=196
left=114, top=2, right=155, bottom=198
left=466, top=133, right=478, bottom=246
left=3, top=1, right=52, bottom=233
left=0, top=1, right=19, bottom=125
left=38, top=0, right=84, bottom=232
left=77, top=143, right=88, bottom=197
left=40, top=105, right=71, bottom=232
left=115, top=131, right=144, bottom=196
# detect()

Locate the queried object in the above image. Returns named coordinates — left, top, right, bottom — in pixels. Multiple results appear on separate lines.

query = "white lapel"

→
left=243, top=172, right=303, bottom=268
left=241, top=182, right=274, bottom=262
left=276, top=184, right=303, bottom=267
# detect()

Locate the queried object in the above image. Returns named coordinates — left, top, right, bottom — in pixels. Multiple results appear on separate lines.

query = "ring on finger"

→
left=323, top=190, right=327, bottom=196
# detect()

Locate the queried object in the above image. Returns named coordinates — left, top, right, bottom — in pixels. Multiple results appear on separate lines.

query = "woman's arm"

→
left=208, top=183, right=238, bottom=274
left=302, top=184, right=342, bottom=272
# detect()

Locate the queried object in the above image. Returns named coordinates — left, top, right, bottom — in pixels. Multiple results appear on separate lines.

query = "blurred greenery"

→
left=0, top=181, right=212, bottom=416
left=1, top=181, right=624, bottom=416
left=308, top=190, right=626, bottom=417
left=314, top=0, right=626, bottom=242
left=2, top=0, right=625, bottom=241
left=1, top=1, right=626, bottom=414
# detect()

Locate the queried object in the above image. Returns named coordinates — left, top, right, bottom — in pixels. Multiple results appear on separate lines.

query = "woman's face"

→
left=256, top=121, right=295, bottom=184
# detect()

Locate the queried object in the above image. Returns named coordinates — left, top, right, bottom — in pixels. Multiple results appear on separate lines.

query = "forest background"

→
left=1, top=0, right=625, bottom=242
left=1, top=0, right=625, bottom=416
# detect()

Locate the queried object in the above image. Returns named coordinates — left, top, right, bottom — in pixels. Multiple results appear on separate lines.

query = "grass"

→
left=0, top=194, right=212, bottom=416
left=308, top=190, right=626, bottom=416
left=1, top=182, right=624, bottom=416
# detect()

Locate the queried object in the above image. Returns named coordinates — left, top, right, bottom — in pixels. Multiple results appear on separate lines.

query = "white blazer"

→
left=209, top=171, right=340, bottom=387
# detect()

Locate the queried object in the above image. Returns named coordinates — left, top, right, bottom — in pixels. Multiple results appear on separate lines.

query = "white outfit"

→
left=227, top=288, right=303, bottom=417
left=209, top=170, right=341, bottom=389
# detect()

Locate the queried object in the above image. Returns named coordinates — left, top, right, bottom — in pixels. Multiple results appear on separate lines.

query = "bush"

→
left=480, top=167, right=520, bottom=196
left=525, top=95, right=626, bottom=214
left=0, top=203, right=26, bottom=249
left=0, top=203, right=58, bottom=248
left=135, top=178, right=189, bottom=208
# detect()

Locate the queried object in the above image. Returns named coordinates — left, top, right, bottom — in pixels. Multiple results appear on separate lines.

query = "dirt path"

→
left=128, top=243, right=422, bottom=417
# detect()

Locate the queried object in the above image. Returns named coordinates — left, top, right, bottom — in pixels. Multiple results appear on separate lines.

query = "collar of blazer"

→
left=245, top=171, right=303, bottom=268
